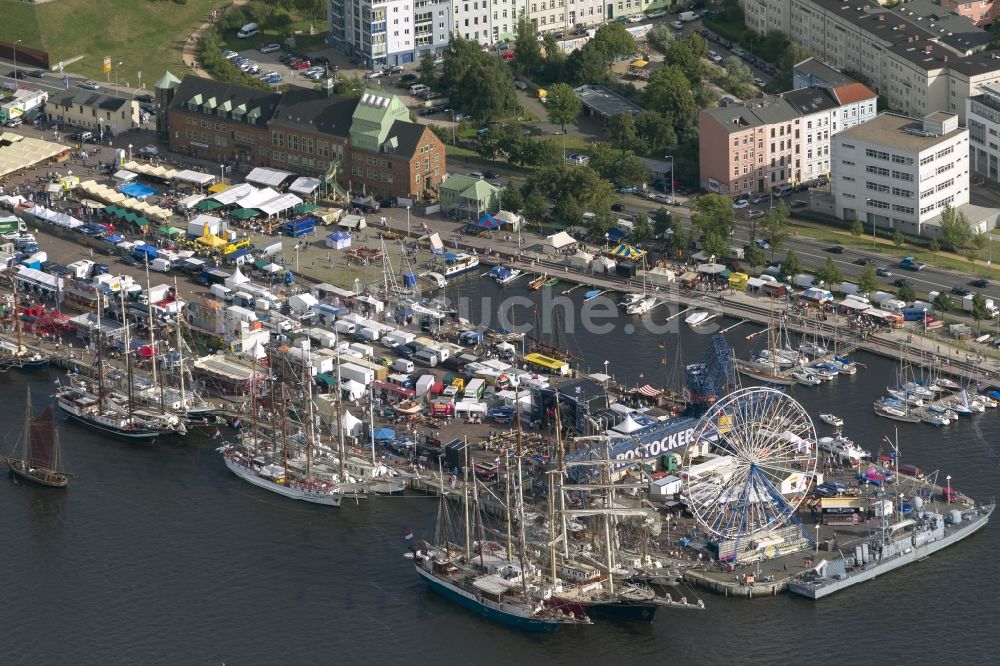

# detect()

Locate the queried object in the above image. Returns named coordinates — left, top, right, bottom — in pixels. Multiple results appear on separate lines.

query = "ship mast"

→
left=95, top=289, right=105, bottom=410
left=119, top=289, right=134, bottom=415
left=514, top=401, right=529, bottom=596
left=13, top=273, right=22, bottom=353
left=144, top=258, right=162, bottom=410
left=303, top=346, right=314, bottom=480
left=555, top=396, right=569, bottom=559
left=250, top=356, right=260, bottom=457
left=462, top=436, right=472, bottom=561
left=23, top=389, right=32, bottom=464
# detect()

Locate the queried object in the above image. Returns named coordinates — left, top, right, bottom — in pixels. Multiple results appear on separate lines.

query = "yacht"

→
left=626, top=296, right=658, bottom=316
left=819, top=413, right=844, bottom=428
left=489, top=265, right=522, bottom=285
left=817, top=435, right=869, bottom=463
left=439, top=251, right=480, bottom=278
left=792, top=371, right=821, bottom=387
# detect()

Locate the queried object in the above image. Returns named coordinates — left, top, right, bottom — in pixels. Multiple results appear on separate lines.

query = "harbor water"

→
left=1, top=278, right=997, bottom=664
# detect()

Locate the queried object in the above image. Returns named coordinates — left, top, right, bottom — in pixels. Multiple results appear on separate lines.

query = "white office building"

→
left=967, top=83, right=1000, bottom=184
left=831, top=112, right=990, bottom=238
left=331, top=0, right=452, bottom=68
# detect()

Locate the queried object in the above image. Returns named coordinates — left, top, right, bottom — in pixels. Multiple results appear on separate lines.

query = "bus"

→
left=284, top=217, right=316, bottom=237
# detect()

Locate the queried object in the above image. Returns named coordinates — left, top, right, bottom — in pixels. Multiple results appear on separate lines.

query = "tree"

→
left=647, top=24, right=674, bottom=54
left=635, top=110, right=676, bottom=155
left=744, top=244, right=767, bottom=276
left=615, top=154, right=651, bottom=188
left=928, top=238, right=941, bottom=263
left=892, top=229, right=905, bottom=249
left=523, top=188, right=549, bottom=225
left=513, top=15, right=543, bottom=76
left=781, top=249, right=803, bottom=279
left=933, top=291, right=952, bottom=313
left=501, top=186, right=524, bottom=212
left=644, top=66, right=698, bottom=139
left=815, top=257, right=843, bottom=286
left=722, top=57, right=755, bottom=98
left=451, top=58, right=519, bottom=121
left=971, top=232, right=988, bottom=274
left=552, top=193, right=584, bottom=229
left=759, top=205, right=789, bottom=260
left=857, top=263, right=879, bottom=296
left=970, top=292, right=992, bottom=325
left=849, top=218, right=863, bottom=246
left=606, top=112, right=639, bottom=152
left=652, top=208, right=672, bottom=237
left=588, top=141, right=619, bottom=180
left=898, top=282, right=917, bottom=304
left=591, top=23, right=637, bottom=63
left=631, top=214, right=652, bottom=245
left=939, top=204, right=973, bottom=252
left=564, top=42, right=609, bottom=86
left=691, top=193, right=735, bottom=242
left=544, top=83, right=582, bottom=134
left=701, top=230, right=731, bottom=261
left=440, top=35, right=485, bottom=93
left=418, top=50, right=437, bottom=87
left=666, top=37, right=707, bottom=86
left=477, top=125, right=512, bottom=161
left=522, top=138, right=564, bottom=168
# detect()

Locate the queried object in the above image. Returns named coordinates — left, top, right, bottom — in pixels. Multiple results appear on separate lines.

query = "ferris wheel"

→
left=684, top=387, right=817, bottom=540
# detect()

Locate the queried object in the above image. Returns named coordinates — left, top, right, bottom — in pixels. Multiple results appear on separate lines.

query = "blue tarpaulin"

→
left=103, top=234, right=125, bottom=244
left=605, top=227, right=627, bottom=242
left=133, top=243, right=158, bottom=259
left=402, top=272, right=417, bottom=288
left=120, top=182, right=158, bottom=199
left=374, top=428, right=396, bottom=440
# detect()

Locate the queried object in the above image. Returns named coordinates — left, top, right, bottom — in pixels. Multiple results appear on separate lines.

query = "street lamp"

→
left=12, top=39, right=22, bottom=80
left=946, top=475, right=952, bottom=503
left=128, top=143, right=133, bottom=162
left=603, top=359, right=609, bottom=378
left=405, top=204, right=412, bottom=239
left=220, top=164, right=225, bottom=185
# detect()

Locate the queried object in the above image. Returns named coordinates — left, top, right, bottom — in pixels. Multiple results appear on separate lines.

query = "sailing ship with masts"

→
left=0, top=275, right=50, bottom=370
left=5, top=390, right=71, bottom=487
left=218, top=349, right=343, bottom=506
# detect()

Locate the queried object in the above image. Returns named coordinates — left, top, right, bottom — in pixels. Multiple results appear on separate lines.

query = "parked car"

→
left=258, top=42, right=282, bottom=53
left=611, top=203, right=625, bottom=212
left=754, top=239, right=770, bottom=250
left=483, top=170, right=500, bottom=179
left=648, top=192, right=672, bottom=204
left=731, top=199, right=749, bottom=209
left=135, top=93, right=155, bottom=104
left=388, top=65, right=403, bottom=74
left=78, top=81, right=101, bottom=90
left=747, top=209, right=764, bottom=219
left=28, top=69, right=45, bottom=78
left=753, top=77, right=766, bottom=87
left=790, top=199, right=809, bottom=209
left=514, top=79, right=528, bottom=90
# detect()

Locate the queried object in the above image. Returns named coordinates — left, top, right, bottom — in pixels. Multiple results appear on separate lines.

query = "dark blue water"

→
left=1, top=278, right=996, bottom=664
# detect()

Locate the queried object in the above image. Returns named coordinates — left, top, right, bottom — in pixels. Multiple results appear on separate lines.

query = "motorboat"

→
left=979, top=395, right=998, bottom=408
left=619, top=293, right=645, bottom=308
left=807, top=365, right=838, bottom=381
left=793, top=371, right=821, bottom=387
left=440, top=251, right=480, bottom=277
left=755, top=349, right=796, bottom=368
left=946, top=399, right=973, bottom=417
left=685, top=311, right=713, bottom=326
left=817, top=435, right=869, bottom=462
left=819, top=413, right=844, bottom=428
left=831, top=355, right=857, bottom=375
left=626, top=296, right=658, bottom=316
left=918, top=409, right=950, bottom=427
left=928, top=405, right=959, bottom=422
left=489, top=265, right=522, bottom=285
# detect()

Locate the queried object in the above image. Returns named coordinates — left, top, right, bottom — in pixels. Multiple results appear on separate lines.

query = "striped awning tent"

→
left=636, top=384, right=662, bottom=398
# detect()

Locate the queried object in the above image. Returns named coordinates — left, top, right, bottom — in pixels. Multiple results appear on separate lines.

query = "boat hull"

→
left=57, top=402, right=167, bottom=441
left=222, top=455, right=342, bottom=506
left=415, top=564, right=560, bottom=633
left=789, top=507, right=993, bottom=599
left=548, top=595, right=659, bottom=622
left=4, top=457, right=69, bottom=488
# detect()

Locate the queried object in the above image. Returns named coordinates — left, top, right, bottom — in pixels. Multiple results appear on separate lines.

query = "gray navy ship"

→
left=788, top=497, right=994, bottom=600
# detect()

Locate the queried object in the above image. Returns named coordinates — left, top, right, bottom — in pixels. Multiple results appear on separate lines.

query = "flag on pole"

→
left=404, top=530, right=414, bottom=541
left=53, top=377, right=61, bottom=386
left=212, top=428, right=222, bottom=440
left=658, top=342, right=666, bottom=349
left=232, top=417, right=242, bottom=430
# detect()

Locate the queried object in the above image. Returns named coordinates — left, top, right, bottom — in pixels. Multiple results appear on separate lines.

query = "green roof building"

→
left=439, top=175, right=504, bottom=219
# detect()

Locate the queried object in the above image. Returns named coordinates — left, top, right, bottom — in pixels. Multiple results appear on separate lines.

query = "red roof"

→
left=832, top=83, right=877, bottom=105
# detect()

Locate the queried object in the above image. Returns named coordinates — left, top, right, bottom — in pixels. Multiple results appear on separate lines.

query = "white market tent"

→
left=209, top=182, right=255, bottom=206
left=544, top=230, right=577, bottom=252
left=245, top=167, right=294, bottom=188
left=113, top=169, right=139, bottom=182
left=697, top=262, right=727, bottom=275
left=257, top=192, right=302, bottom=217
left=339, top=214, right=367, bottom=230
left=0, top=134, right=67, bottom=178
left=613, top=414, right=645, bottom=434
left=288, top=176, right=321, bottom=195
left=567, top=249, right=594, bottom=268
left=234, top=186, right=280, bottom=210
left=76, top=180, right=126, bottom=203
left=173, top=169, right=216, bottom=187
left=225, top=266, right=251, bottom=289
left=178, top=193, right=207, bottom=209
left=121, top=160, right=178, bottom=181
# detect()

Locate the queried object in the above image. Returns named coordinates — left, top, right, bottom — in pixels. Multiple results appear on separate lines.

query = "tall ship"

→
left=0, top=277, right=50, bottom=370
left=5, top=390, right=71, bottom=488
left=789, top=497, right=993, bottom=599
left=218, top=357, right=343, bottom=507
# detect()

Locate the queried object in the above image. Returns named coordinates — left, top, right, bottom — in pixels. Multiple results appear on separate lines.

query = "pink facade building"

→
left=938, top=0, right=996, bottom=27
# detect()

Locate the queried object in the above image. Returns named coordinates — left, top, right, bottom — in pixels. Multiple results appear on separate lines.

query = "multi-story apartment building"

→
left=162, top=76, right=446, bottom=200
left=739, top=0, right=1000, bottom=121
left=831, top=112, right=975, bottom=237
left=699, top=95, right=801, bottom=198
left=938, top=0, right=997, bottom=27
left=966, top=82, right=1000, bottom=182
left=699, top=83, right=877, bottom=195
left=331, top=0, right=452, bottom=68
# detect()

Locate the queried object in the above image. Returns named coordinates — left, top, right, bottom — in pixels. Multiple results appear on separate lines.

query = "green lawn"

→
left=0, top=0, right=221, bottom=83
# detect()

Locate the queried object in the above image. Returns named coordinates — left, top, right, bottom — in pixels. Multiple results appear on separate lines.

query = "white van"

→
left=409, top=83, right=429, bottom=96
left=237, top=23, right=260, bottom=38
left=210, top=284, right=234, bottom=301
left=414, top=349, right=439, bottom=367
left=392, top=358, right=415, bottom=373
